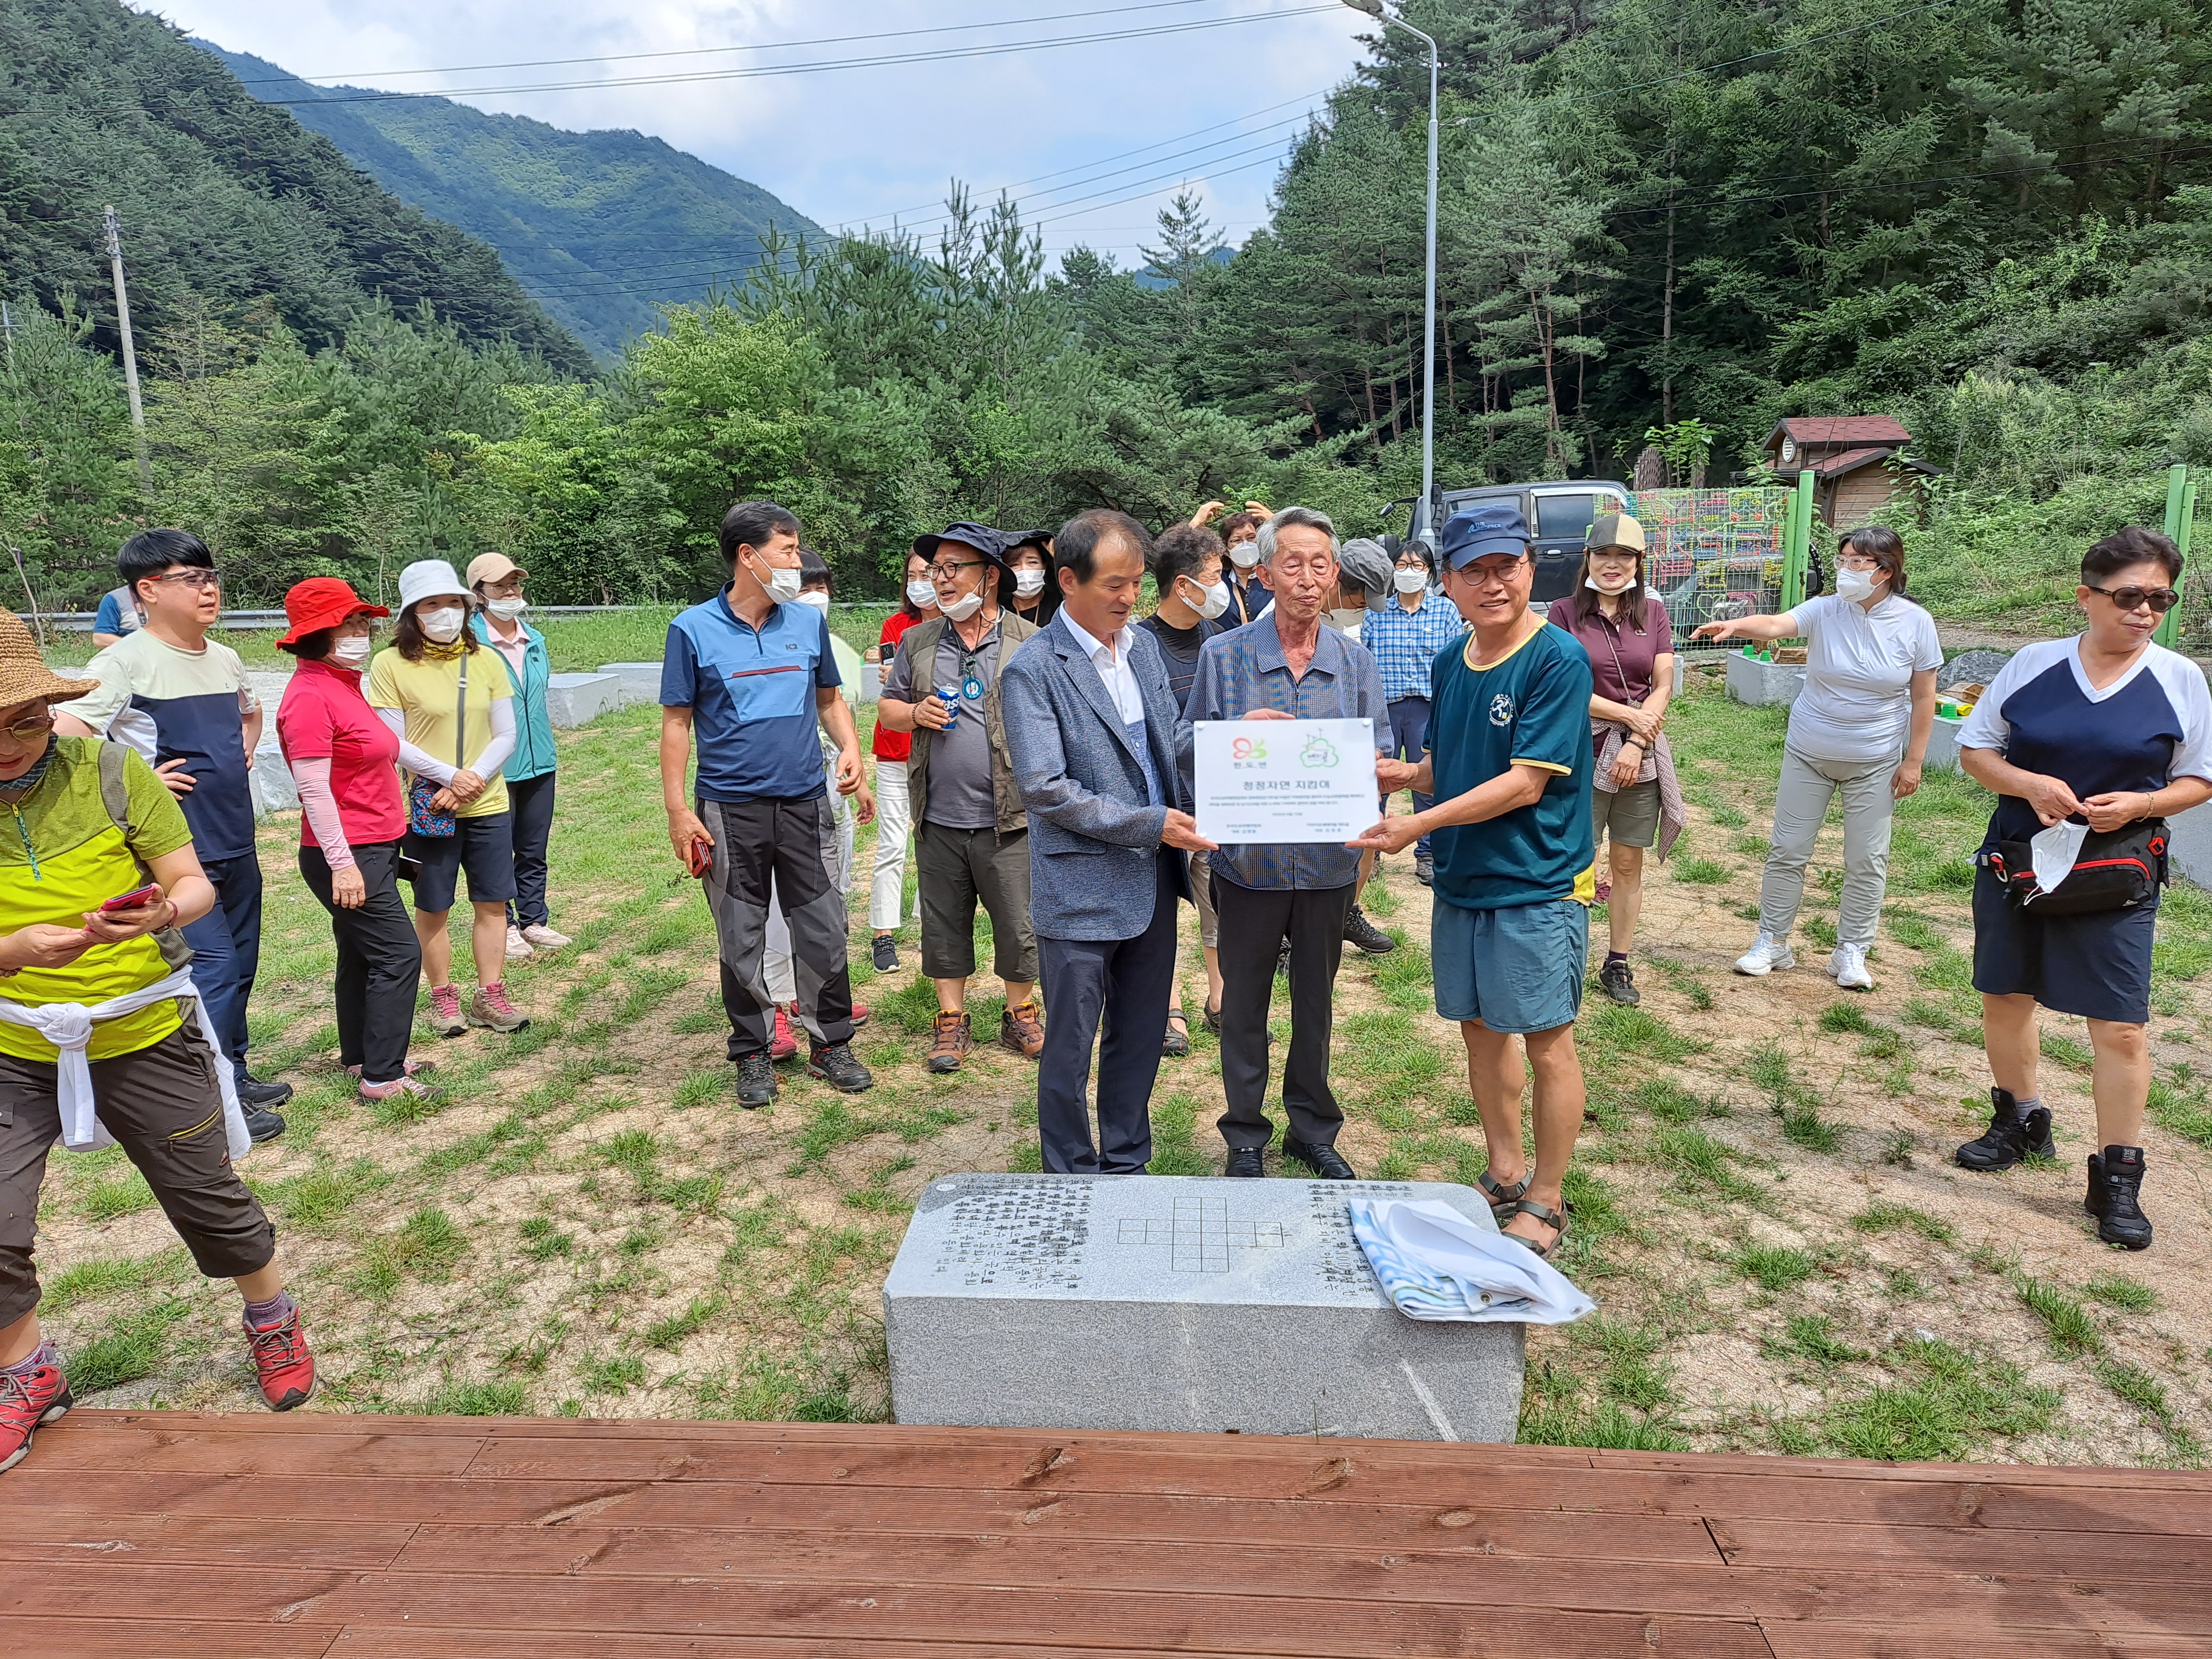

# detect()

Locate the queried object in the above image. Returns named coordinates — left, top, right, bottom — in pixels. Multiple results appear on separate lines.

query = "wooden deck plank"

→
left=0, top=1617, right=343, bottom=1659
left=0, top=1510, right=417, bottom=1571
left=1713, top=1516, right=2212, bottom=1582
left=1761, top=1626, right=2212, bottom=1658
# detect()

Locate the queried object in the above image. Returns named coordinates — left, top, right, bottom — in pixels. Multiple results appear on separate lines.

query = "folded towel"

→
left=1348, top=1197, right=1595, bottom=1325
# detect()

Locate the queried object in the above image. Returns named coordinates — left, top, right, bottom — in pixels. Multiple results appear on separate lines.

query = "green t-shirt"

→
left=1428, top=619, right=1597, bottom=910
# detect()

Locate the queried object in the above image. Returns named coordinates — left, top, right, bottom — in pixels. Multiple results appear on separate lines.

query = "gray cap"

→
left=1337, top=537, right=1394, bottom=608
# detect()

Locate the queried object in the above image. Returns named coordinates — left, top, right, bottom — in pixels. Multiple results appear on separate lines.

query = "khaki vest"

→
left=899, top=609, right=1038, bottom=836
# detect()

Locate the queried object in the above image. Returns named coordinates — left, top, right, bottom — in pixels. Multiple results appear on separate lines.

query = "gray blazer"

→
left=1001, top=614, right=1194, bottom=942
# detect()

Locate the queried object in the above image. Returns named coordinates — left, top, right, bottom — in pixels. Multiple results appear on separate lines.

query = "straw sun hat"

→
left=0, top=613, right=100, bottom=710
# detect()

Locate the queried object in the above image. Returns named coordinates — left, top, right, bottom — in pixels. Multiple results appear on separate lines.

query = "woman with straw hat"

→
left=0, top=614, right=316, bottom=1473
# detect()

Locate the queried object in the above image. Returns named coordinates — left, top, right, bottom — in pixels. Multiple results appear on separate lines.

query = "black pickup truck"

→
left=1397, top=479, right=1631, bottom=605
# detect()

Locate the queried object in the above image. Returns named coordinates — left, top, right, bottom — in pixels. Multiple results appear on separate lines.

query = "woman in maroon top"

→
left=274, top=579, right=442, bottom=1107
left=1549, top=515, right=1681, bottom=1006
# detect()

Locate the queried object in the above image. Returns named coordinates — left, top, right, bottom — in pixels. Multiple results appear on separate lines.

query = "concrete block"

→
left=546, top=672, right=621, bottom=729
left=1926, top=714, right=1964, bottom=772
left=1726, top=651, right=1805, bottom=708
left=597, top=663, right=664, bottom=708
left=2170, top=799, right=2212, bottom=889
left=249, top=740, right=298, bottom=817
left=883, top=1172, right=1526, bottom=1443
left=861, top=659, right=882, bottom=704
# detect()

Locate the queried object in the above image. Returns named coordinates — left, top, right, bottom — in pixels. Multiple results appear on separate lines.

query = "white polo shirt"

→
left=1784, top=592, right=1944, bottom=764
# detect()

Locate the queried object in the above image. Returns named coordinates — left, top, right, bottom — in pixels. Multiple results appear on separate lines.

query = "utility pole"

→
left=103, top=206, right=151, bottom=495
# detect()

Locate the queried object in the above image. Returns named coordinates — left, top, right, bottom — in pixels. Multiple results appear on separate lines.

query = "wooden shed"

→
left=1761, top=417, right=1936, bottom=530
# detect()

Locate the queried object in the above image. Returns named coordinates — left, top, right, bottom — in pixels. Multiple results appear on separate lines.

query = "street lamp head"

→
left=1338, top=0, right=1385, bottom=15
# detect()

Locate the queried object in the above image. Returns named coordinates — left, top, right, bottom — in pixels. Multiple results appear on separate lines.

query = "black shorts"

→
left=406, top=812, right=518, bottom=912
left=1971, top=860, right=2157, bottom=1025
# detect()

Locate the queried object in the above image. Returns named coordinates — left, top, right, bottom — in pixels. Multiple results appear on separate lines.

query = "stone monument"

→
left=883, top=1173, right=1526, bottom=1443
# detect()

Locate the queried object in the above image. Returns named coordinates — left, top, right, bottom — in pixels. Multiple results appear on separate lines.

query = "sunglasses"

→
left=2085, top=584, right=2181, bottom=614
left=0, top=712, right=53, bottom=746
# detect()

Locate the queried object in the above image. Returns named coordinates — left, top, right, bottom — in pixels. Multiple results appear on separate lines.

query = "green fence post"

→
left=1780, top=471, right=1814, bottom=617
left=2156, top=465, right=2192, bottom=648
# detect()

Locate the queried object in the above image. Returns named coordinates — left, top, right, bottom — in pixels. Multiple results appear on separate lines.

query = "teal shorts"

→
left=1431, top=896, right=1589, bottom=1034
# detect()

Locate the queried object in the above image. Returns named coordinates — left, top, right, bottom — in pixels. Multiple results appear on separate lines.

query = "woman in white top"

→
left=1696, top=527, right=1941, bottom=991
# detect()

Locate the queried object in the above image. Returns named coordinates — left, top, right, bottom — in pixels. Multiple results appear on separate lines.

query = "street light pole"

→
left=1341, top=0, right=1439, bottom=540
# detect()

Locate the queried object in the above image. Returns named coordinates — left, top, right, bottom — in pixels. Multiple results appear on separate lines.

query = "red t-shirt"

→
left=872, top=610, right=923, bottom=762
left=276, top=657, right=408, bottom=847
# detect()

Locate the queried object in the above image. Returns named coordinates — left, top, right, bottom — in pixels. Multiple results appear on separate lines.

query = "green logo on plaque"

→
left=1299, top=734, right=1340, bottom=770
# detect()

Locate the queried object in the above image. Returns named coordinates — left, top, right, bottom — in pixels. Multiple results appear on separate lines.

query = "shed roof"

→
left=1764, top=416, right=1912, bottom=453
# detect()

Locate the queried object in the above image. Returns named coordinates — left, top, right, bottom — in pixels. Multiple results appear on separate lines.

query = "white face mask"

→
left=332, top=634, right=372, bottom=668
left=746, top=556, right=804, bottom=604
left=1185, top=577, right=1231, bottom=621
left=1228, top=540, right=1260, bottom=570
left=1393, top=567, right=1427, bottom=594
left=795, top=590, right=830, bottom=612
left=1836, top=566, right=1884, bottom=604
left=939, top=586, right=986, bottom=623
left=1014, top=568, right=1046, bottom=597
left=485, top=596, right=528, bottom=621
left=1328, top=607, right=1365, bottom=634
left=418, top=605, right=465, bottom=643
left=1585, top=568, right=1638, bottom=594
left=906, top=578, right=939, bottom=608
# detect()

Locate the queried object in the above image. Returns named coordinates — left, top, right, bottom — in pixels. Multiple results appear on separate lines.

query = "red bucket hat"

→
left=278, top=577, right=389, bottom=646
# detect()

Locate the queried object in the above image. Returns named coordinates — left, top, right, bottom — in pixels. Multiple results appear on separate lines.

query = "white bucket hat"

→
left=397, top=558, right=471, bottom=614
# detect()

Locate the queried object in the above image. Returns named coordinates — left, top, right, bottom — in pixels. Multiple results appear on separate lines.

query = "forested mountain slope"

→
left=203, top=44, right=824, bottom=360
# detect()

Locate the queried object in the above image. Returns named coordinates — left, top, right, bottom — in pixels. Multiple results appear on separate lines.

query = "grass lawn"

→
left=29, top=666, right=2212, bottom=1461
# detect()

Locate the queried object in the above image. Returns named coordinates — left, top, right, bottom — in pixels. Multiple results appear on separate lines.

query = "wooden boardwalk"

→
left=7, top=1410, right=2210, bottom=1657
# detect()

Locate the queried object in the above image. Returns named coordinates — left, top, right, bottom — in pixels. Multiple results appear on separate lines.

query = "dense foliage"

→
left=202, top=44, right=822, bottom=363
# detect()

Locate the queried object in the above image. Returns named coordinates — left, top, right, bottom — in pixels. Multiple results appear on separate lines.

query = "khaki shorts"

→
left=1189, top=851, right=1221, bottom=949
left=1593, top=779, right=1661, bottom=850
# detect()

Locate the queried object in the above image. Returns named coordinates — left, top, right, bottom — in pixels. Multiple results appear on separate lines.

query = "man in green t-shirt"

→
left=1353, top=504, right=1595, bottom=1260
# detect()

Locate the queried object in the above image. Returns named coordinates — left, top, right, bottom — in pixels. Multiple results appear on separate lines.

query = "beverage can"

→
left=936, top=687, right=961, bottom=729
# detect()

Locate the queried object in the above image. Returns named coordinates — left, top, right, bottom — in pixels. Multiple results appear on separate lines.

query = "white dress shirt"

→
left=1059, top=612, right=1146, bottom=723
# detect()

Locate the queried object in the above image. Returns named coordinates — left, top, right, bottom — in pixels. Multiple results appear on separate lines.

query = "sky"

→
left=152, top=0, right=1378, bottom=267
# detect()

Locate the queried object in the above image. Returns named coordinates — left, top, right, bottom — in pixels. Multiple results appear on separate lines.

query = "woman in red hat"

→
left=274, top=580, right=442, bottom=1107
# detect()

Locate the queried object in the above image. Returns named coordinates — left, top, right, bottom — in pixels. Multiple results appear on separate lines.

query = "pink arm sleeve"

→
left=290, top=756, right=356, bottom=871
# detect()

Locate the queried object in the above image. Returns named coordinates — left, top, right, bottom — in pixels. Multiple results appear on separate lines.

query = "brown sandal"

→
left=1476, top=1169, right=1531, bottom=1219
left=1501, top=1197, right=1571, bottom=1261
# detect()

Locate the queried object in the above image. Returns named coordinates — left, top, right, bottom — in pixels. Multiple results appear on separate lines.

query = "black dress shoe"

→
left=1283, top=1137, right=1356, bottom=1180
left=1223, top=1147, right=1265, bottom=1178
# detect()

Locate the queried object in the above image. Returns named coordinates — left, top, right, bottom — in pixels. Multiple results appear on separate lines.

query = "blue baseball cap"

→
left=1439, top=504, right=1531, bottom=570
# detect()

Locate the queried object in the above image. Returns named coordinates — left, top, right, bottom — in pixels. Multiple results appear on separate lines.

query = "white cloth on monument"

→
left=0, top=968, right=251, bottom=1159
left=1348, top=1197, right=1594, bottom=1325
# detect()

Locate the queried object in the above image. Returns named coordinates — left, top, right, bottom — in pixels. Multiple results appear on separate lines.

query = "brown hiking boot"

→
left=1000, top=999, right=1045, bottom=1060
left=926, top=1011, right=973, bottom=1073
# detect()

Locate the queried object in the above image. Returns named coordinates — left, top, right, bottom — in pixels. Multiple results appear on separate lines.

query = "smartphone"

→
left=686, top=834, right=714, bottom=878
left=100, top=883, right=163, bottom=914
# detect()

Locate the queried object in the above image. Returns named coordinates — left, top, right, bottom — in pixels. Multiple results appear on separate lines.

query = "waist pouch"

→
left=1991, top=819, right=2168, bottom=916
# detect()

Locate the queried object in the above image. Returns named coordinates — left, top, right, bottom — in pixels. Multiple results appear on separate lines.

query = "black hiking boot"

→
left=2085, top=1146, right=2153, bottom=1250
left=1954, top=1088, right=2054, bottom=1172
left=807, top=1042, right=874, bottom=1095
left=1344, top=905, right=1396, bottom=955
left=734, top=1051, right=777, bottom=1109
left=1598, top=958, right=1640, bottom=1005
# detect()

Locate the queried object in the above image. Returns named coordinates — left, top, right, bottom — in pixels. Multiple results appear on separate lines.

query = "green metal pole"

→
left=1781, top=471, right=1814, bottom=618
left=2157, top=477, right=2197, bottom=648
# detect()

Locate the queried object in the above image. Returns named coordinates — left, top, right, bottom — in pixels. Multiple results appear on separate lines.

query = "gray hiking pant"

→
left=699, top=795, right=854, bottom=1058
left=1756, top=744, right=1901, bottom=949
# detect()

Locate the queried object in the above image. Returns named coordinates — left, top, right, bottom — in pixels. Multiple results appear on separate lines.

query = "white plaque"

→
left=1193, top=717, right=1379, bottom=845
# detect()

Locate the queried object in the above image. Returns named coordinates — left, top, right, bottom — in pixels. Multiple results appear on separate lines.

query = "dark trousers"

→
left=299, top=841, right=422, bottom=1085
left=700, top=795, right=853, bottom=1058
left=1035, top=851, right=1182, bottom=1175
left=1386, top=697, right=1436, bottom=857
left=180, top=850, right=262, bottom=1082
left=1213, top=877, right=1357, bottom=1150
left=504, top=772, right=557, bottom=929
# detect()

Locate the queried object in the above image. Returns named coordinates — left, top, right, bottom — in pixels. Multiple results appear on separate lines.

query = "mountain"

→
left=201, top=44, right=825, bottom=361
left=0, top=0, right=589, bottom=375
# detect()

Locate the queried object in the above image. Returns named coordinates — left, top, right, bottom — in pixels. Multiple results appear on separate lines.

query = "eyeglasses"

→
left=928, top=561, right=985, bottom=583
left=1456, top=557, right=1527, bottom=587
left=2084, top=584, right=2180, bottom=614
left=0, top=713, right=54, bottom=746
left=150, top=568, right=223, bottom=591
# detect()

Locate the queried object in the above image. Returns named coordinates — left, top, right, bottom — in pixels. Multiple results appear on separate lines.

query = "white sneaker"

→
left=505, top=924, right=533, bottom=961
left=1830, top=942, right=1873, bottom=991
left=521, top=924, right=572, bottom=950
left=1734, top=933, right=1795, bottom=976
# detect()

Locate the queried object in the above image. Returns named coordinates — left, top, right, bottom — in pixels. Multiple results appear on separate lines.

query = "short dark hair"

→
left=798, top=545, right=832, bottom=594
left=1054, top=509, right=1152, bottom=586
left=1217, top=510, right=1264, bottom=547
left=278, top=627, right=333, bottom=662
left=1150, top=523, right=1223, bottom=593
left=119, top=528, right=211, bottom=600
left=1837, top=525, right=1907, bottom=593
left=719, top=499, right=800, bottom=564
left=2083, top=526, right=2182, bottom=586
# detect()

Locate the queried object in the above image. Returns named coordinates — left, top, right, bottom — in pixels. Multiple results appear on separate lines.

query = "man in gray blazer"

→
left=1001, top=509, right=1217, bottom=1174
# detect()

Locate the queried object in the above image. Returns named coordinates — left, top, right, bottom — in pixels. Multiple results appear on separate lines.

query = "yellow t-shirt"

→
left=365, top=644, right=514, bottom=819
left=0, top=739, right=194, bottom=1062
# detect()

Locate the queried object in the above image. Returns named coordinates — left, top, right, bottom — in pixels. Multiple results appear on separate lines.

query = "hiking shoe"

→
left=804, top=999, right=872, bottom=1033
left=346, top=1058, right=435, bottom=1080
left=0, top=1345, right=71, bottom=1473
left=1000, top=999, right=1045, bottom=1060
left=1734, top=932, right=1795, bottom=976
left=1598, top=958, right=1640, bottom=1005
left=1344, top=905, right=1396, bottom=955
left=236, top=1073, right=292, bottom=1108
left=1830, top=942, right=1873, bottom=991
left=505, top=924, right=533, bottom=961
left=520, top=924, right=571, bottom=950
left=244, top=1305, right=316, bottom=1411
left=927, top=1011, right=973, bottom=1073
left=735, top=1051, right=777, bottom=1108
left=427, top=984, right=466, bottom=1038
left=1415, top=852, right=1435, bottom=888
left=807, top=1042, right=874, bottom=1093
left=1955, top=1087, right=2055, bottom=1172
left=769, top=1005, right=798, bottom=1062
left=242, top=1103, right=287, bottom=1144
left=2087, top=1147, right=2153, bottom=1250
left=871, top=934, right=900, bottom=972
left=466, top=983, right=530, bottom=1033
left=358, top=1074, right=448, bottom=1109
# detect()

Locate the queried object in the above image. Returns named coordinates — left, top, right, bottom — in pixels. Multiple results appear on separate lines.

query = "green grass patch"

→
left=68, top=1303, right=188, bottom=1395
left=1582, top=1002, right=1707, bottom=1062
left=422, top=1379, right=529, bottom=1416
left=2083, top=1273, right=2157, bottom=1313
left=1822, top=1338, right=2059, bottom=1460
left=1646, top=1126, right=1760, bottom=1200
left=2017, top=1275, right=2104, bottom=1356
left=1671, top=856, right=1731, bottom=885
left=80, top=1168, right=157, bottom=1222
left=646, top=1295, right=721, bottom=1349
left=1852, top=1202, right=1954, bottom=1243
left=39, top=1250, right=182, bottom=1311
left=1786, top=1313, right=1868, bottom=1366
left=352, top=1207, right=468, bottom=1300
left=1734, top=1244, right=1820, bottom=1293
left=1517, top=1397, right=1689, bottom=1451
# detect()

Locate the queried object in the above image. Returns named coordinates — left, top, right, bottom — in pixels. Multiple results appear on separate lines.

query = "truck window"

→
left=1534, top=493, right=1595, bottom=540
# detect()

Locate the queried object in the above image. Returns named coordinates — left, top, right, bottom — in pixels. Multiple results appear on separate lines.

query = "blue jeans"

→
left=180, top=851, right=262, bottom=1082
left=1385, top=696, right=1435, bottom=856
